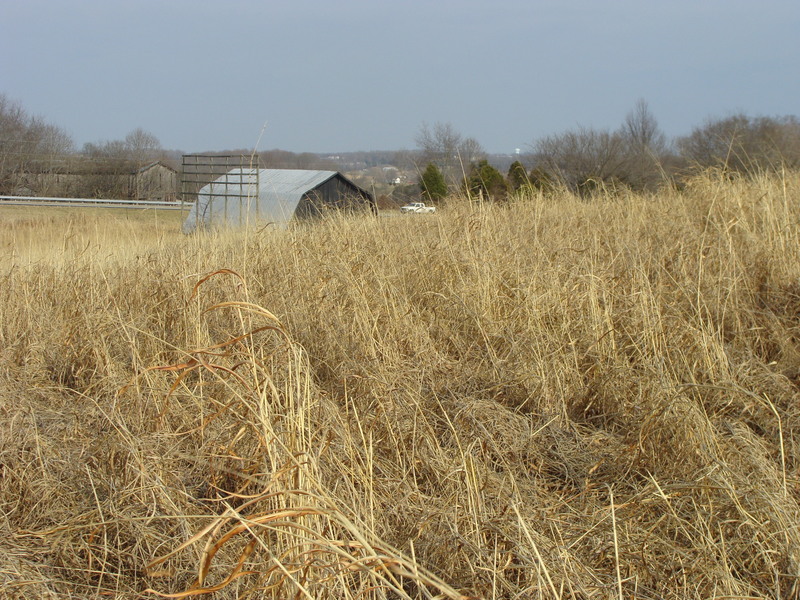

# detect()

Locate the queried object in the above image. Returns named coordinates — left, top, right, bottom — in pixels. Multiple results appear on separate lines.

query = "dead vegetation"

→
left=1, top=170, right=800, bottom=599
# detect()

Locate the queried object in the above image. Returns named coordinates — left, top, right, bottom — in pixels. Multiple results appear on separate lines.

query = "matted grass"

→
left=1, top=171, right=799, bottom=599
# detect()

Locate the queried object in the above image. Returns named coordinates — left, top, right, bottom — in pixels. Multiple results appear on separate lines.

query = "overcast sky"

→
left=3, top=0, right=798, bottom=154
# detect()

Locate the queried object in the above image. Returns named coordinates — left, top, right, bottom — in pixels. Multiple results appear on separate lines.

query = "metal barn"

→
left=182, top=168, right=375, bottom=232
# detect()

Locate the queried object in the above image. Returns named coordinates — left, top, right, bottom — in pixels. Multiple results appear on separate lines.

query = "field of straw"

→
left=2, top=172, right=800, bottom=599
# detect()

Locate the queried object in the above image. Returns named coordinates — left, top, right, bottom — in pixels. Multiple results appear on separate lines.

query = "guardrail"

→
left=0, top=195, right=189, bottom=210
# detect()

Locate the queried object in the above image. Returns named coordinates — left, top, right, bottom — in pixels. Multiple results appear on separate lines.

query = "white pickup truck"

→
left=400, top=202, right=436, bottom=214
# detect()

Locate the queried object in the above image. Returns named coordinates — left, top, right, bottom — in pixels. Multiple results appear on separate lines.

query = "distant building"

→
left=9, top=159, right=179, bottom=200
left=131, top=161, right=178, bottom=201
left=182, top=168, right=375, bottom=232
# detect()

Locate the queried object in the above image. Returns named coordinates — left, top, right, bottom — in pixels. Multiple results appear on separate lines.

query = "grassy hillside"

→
left=1, top=172, right=799, bottom=599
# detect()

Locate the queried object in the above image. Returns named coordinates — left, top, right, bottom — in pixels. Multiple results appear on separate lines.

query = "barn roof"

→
left=136, top=161, right=177, bottom=174
left=257, top=169, right=340, bottom=203
left=182, top=168, right=372, bottom=232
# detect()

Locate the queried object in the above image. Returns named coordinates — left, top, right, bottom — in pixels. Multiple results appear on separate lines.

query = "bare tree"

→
left=618, top=99, right=669, bottom=190
left=677, top=113, right=800, bottom=173
left=77, top=128, right=167, bottom=198
left=534, top=126, right=627, bottom=194
left=0, top=93, right=74, bottom=194
left=459, top=136, right=485, bottom=167
left=125, top=128, right=162, bottom=169
left=622, top=99, right=667, bottom=154
left=415, top=122, right=485, bottom=185
left=80, top=139, right=131, bottom=198
left=532, top=101, right=675, bottom=194
left=0, top=95, right=31, bottom=192
left=415, top=121, right=462, bottom=178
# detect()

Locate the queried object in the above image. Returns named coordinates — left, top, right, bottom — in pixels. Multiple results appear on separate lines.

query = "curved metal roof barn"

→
left=182, top=168, right=375, bottom=233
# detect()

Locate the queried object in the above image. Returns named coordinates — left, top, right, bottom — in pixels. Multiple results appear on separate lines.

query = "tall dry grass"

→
left=1, top=171, right=800, bottom=599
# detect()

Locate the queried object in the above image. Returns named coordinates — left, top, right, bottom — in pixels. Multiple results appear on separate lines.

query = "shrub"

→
left=419, top=162, right=448, bottom=203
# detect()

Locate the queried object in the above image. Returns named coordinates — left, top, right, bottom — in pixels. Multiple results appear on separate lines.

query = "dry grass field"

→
left=1, top=172, right=800, bottom=599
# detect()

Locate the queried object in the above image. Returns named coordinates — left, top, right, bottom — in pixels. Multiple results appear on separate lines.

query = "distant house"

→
left=182, top=168, right=376, bottom=232
left=131, top=161, right=178, bottom=201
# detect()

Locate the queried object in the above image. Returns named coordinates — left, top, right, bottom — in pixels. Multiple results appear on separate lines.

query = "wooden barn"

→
left=182, top=168, right=375, bottom=232
left=131, top=161, right=178, bottom=201
left=8, top=159, right=179, bottom=200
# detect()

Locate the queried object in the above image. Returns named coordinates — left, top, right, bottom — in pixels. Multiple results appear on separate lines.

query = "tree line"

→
left=3, top=91, right=799, bottom=201
left=0, top=92, right=386, bottom=198
left=0, top=93, right=173, bottom=197
left=413, top=100, right=800, bottom=203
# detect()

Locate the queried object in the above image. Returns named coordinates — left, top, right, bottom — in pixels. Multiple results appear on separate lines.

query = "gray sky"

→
left=3, top=0, right=798, bottom=154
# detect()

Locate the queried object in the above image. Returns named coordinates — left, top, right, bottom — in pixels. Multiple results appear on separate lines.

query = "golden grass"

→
left=0, top=206, right=186, bottom=270
left=1, top=170, right=800, bottom=599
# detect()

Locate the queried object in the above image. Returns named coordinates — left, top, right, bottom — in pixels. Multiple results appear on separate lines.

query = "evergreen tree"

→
left=419, top=163, right=448, bottom=203
left=507, top=160, right=529, bottom=191
left=464, top=160, right=508, bottom=201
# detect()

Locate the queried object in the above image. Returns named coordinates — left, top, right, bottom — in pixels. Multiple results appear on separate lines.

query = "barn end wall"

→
left=294, top=175, right=375, bottom=219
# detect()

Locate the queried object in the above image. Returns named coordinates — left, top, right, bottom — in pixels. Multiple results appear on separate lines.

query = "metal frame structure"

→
left=181, top=154, right=260, bottom=224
